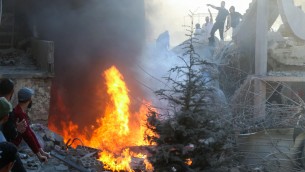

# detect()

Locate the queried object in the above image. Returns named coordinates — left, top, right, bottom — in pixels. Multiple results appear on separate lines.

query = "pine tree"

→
left=145, top=13, right=234, bottom=172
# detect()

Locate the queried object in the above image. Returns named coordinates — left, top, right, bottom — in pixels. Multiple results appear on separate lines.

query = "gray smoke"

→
left=16, top=0, right=146, bottom=129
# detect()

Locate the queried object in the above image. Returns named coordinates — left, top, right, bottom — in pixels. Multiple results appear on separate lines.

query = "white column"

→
left=255, top=0, right=268, bottom=74
left=254, top=0, right=268, bottom=119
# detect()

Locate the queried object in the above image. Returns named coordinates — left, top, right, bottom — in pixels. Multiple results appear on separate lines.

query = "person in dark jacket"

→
left=226, top=6, right=243, bottom=37
left=207, top=1, right=229, bottom=45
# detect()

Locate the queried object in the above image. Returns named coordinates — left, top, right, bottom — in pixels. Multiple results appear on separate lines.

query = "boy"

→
left=12, top=88, right=50, bottom=162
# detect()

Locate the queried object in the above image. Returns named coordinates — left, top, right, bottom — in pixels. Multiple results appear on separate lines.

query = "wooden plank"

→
left=262, top=76, right=305, bottom=82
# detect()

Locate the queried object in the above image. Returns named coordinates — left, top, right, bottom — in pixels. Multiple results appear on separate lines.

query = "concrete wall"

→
left=31, top=39, right=55, bottom=74
left=10, top=78, right=52, bottom=123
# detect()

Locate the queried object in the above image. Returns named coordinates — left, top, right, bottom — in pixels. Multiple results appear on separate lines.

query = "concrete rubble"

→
left=17, top=124, right=149, bottom=172
left=18, top=124, right=105, bottom=172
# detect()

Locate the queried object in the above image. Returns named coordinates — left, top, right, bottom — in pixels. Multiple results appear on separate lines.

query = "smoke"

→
left=144, top=0, right=252, bottom=47
left=139, top=0, right=249, bottom=114
left=15, top=0, right=146, bottom=128
left=144, top=0, right=193, bottom=47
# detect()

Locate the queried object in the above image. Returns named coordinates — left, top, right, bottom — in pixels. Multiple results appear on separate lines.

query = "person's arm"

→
left=24, top=128, right=49, bottom=162
left=207, top=4, right=220, bottom=10
left=21, top=127, right=40, bottom=154
left=15, top=111, right=40, bottom=154
left=16, top=119, right=27, bottom=134
left=27, top=129, right=48, bottom=162
left=208, top=8, right=213, bottom=23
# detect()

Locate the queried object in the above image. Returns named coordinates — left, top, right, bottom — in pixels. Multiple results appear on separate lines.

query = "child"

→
left=12, top=88, right=50, bottom=162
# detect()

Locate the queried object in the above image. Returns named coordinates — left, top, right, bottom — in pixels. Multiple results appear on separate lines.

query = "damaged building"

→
left=0, top=0, right=54, bottom=122
left=217, top=0, right=305, bottom=171
left=2, top=0, right=305, bottom=171
left=0, top=0, right=147, bottom=171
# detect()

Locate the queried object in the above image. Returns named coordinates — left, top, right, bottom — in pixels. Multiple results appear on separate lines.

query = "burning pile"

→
left=49, top=66, right=154, bottom=171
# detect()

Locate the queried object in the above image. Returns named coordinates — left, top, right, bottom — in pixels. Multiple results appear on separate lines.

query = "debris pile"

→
left=18, top=124, right=106, bottom=172
left=18, top=124, right=150, bottom=171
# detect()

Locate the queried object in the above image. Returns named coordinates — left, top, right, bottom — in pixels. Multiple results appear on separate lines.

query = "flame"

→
left=104, top=66, right=130, bottom=136
left=185, top=158, right=192, bottom=166
left=49, top=65, right=154, bottom=171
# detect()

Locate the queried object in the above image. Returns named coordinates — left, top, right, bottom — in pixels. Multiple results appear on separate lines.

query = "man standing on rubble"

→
left=207, top=1, right=229, bottom=45
left=226, top=6, right=243, bottom=38
left=202, top=8, right=214, bottom=42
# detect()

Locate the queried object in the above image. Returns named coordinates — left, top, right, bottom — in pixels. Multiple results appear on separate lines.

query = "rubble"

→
left=19, top=124, right=150, bottom=171
left=54, top=164, right=69, bottom=171
left=16, top=124, right=105, bottom=172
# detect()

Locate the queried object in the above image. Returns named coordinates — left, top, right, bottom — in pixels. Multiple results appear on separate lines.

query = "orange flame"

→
left=49, top=65, right=154, bottom=171
left=185, top=158, right=192, bottom=166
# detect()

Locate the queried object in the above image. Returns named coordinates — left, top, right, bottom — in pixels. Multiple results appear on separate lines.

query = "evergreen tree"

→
left=145, top=13, right=234, bottom=172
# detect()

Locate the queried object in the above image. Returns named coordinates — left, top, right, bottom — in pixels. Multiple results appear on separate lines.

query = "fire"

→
left=49, top=65, right=154, bottom=171
left=185, top=158, right=192, bottom=166
left=104, top=66, right=130, bottom=136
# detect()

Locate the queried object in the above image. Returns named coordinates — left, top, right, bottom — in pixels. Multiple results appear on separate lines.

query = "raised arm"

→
left=207, top=4, right=219, bottom=10
left=208, top=8, right=213, bottom=23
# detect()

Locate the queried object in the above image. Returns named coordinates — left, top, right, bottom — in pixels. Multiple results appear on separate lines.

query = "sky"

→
left=145, top=0, right=252, bottom=46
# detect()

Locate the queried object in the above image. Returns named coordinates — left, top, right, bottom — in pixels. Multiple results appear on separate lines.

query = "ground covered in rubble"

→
left=20, top=124, right=106, bottom=172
